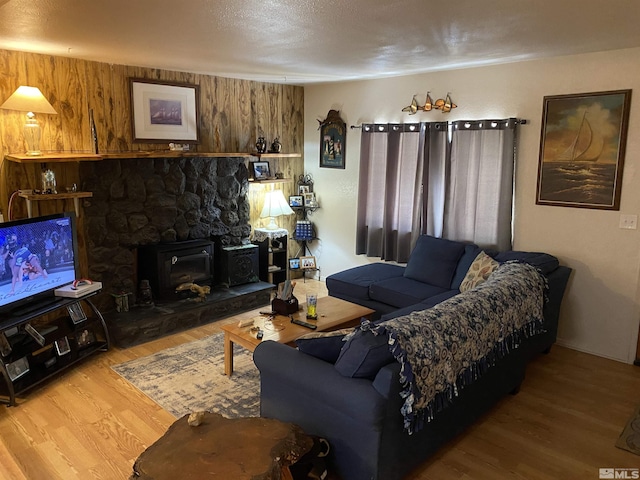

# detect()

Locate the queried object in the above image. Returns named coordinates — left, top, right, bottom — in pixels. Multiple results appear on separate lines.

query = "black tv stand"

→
left=10, top=296, right=65, bottom=318
left=0, top=291, right=109, bottom=406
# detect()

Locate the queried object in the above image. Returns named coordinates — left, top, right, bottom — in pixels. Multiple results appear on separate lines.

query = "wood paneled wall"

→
left=0, top=49, right=304, bottom=229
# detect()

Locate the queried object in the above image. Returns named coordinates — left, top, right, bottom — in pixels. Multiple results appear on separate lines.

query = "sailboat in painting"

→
left=556, top=110, right=604, bottom=163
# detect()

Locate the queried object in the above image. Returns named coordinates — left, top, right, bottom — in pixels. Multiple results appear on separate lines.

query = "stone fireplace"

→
left=78, top=156, right=255, bottom=312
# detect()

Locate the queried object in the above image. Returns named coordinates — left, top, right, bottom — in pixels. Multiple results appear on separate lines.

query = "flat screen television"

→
left=0, top=212, right=79, bottom=316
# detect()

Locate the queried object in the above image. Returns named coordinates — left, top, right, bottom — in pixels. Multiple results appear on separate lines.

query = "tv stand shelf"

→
left=0, top=291, right=109, bottom=406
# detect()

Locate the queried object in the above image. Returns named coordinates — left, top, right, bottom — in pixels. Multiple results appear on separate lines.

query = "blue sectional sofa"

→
left=254, top=235, right=571, bottom=480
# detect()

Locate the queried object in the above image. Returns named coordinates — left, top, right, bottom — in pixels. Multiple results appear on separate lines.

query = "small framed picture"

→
left=251, top=161, right=271, bottom=180
left=289, top=258, right=301, bottom=270
left=24, top=323, right=46, bottom=346
left=67, top=302, right=87, bottom=324
left=55, top=336, right=71, bottom=356
left=0, top=332, right=12, bottom=357
left=304, top=192, right=317, bottom=207
left=4, top=326, right=18, bottom=337
left=289, top=195, right=303, bottom=207
left=76, top=329, right=96, bottom=348
left=300, top=256, right=317, bottom=270
left=6, top=356, right=29, bottom=381
left=298, top=185, right=310, bottom=195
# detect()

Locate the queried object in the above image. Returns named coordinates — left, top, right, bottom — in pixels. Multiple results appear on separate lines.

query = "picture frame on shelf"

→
left=76, top=329, right=96, bottom=349
left=129, top=78, right=200, bottom=143
left=55, top=336, right=71, bottom=356
left=289, top=258, right=301, bottom=270
left=0, top=332, right=11, bottom=357
left=251, top=161, right=271, bottom=180
left=300, top=256, right=317, bottom=270
left=536, top=89, right=631, bottom=210
left=289, top=195, right=303, bottom=207
left=24, top=323, right=46, bottom=346
left=6, top=356, right=29, bottom=381
left=304, top=192, right=317, bottom=207
left=67, top=302, right=87, bottom=324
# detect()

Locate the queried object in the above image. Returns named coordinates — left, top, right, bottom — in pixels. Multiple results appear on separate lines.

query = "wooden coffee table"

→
left=221, top=296, right=374, bottom=376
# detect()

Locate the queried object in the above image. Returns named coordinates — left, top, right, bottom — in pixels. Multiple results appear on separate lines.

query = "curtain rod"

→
left=350, top=119, right=528, bottom=129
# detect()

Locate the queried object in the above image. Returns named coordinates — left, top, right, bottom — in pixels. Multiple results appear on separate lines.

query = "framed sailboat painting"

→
left=536, top=89, right=631, bottom=210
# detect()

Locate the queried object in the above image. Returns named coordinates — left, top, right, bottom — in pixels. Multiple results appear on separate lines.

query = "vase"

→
left=256, top=137, right=267, bottom=153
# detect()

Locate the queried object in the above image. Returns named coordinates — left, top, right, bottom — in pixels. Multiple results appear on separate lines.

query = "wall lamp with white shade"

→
left=0, top=86, right=58, bottom=156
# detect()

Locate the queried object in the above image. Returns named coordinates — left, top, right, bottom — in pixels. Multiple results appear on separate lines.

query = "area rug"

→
left=111, top=333, right=260, bottom=419
left=616, top=405, right=640, bottom=456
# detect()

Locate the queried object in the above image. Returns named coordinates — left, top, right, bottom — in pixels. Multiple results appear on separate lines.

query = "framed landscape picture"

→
left=130, top=78, right=200, bottom=143
left=536, top=89, right=632, bottom=210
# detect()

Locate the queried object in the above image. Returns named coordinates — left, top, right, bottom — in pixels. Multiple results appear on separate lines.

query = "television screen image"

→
left=0, top=213, right=78, bottom=314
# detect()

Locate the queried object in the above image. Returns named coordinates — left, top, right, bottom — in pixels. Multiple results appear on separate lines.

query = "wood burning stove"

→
left=137, top=240, right=215, bottom=302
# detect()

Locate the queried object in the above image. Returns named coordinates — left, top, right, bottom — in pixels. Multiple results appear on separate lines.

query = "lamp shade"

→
left=260, top=190, right=294, bottom=229
left=0, top=86, right=57, bottom=115
left=1, top=86, right=57, bottom=156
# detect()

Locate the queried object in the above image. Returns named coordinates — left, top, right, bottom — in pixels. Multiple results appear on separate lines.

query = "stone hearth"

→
left=107, top=281, right=273, bottom=348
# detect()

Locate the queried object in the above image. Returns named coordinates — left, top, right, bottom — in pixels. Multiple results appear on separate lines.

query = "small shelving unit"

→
left=291, top=174, right=319, bottom=281
left=0, top=291, right=109, bottom=406
left=253, top=228, right=288, bottom=286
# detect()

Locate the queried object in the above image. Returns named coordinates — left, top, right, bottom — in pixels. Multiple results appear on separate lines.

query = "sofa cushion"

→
left=369, top=276, right=449, bottom=309
left=326, top=263, right=405, bottom=302
left=334, top=329, right=395, bottom=379
left=493, top=251, right=559, bottom=275
left=450, top=243, right=482, bottom=289
left=403, top=235, right=465, bottom=288
left=459, top=251, right=499, bottom=292
left=295, top=328, right=355, bottom=363
left=378, top=290, right=460, bottom=321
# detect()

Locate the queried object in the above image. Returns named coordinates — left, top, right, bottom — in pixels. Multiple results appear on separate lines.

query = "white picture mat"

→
left=131, top=81, right=198, bottom=142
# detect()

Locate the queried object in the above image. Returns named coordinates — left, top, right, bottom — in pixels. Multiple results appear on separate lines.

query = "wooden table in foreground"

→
left=131, top=412, right=313, bottom=480
left=220, top=296, right=374, bottom=376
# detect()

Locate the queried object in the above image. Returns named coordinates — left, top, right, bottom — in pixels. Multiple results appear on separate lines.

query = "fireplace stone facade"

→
left=79, top=156, right=252, bottom=311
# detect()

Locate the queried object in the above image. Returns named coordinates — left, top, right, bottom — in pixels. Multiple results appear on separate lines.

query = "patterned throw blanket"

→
left=361, top=261, right=547, bottom=434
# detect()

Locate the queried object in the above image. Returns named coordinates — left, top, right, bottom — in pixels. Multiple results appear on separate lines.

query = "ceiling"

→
left=1, top=0, right=640, bottom=85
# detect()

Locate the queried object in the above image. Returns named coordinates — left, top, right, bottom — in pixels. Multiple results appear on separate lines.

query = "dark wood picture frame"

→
left=251, top=161, right=271, bottom=180
left=536, top=89, right=632, bottom=210
left=129, top=78, right=200, bottom=144
left=319, top=110, right=346, bottom=169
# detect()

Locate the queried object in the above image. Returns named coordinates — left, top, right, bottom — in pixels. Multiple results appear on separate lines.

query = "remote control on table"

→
left=290, top=317, right=317, bottom=330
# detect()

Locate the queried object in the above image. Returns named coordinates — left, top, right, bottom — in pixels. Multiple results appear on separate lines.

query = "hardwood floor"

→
left=0, top=279, right=638, bottom=480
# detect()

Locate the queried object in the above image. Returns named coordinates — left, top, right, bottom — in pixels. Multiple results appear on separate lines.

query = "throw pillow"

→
left=403, top=235, right=466, bottom=288
left=459, top=251, right=499, bottom=292
left=450, top=243, right=482, bottom=289
left=334, top=329, right=394, bottom=379
left=295, top=328, right=355, bottom=363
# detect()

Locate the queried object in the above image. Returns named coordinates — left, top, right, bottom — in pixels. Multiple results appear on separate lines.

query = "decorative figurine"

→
left=256, top=136, right=267, bottom=153
left=138, top=279, right=154, bottom=307
left=270, top=137, right=282, bottom=153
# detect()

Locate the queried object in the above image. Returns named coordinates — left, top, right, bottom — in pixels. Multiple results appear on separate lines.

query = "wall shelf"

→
left=5, top=152, right=302, bottom=163
left=249, top=178, right=292, bottom=185
left=18, top=191, right=93, bottom=218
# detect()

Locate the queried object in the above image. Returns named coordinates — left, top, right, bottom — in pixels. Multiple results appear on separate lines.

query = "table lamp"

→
left=260, top=190, right=294, bottom=230
left=0, top=86, right=58, bottom=156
